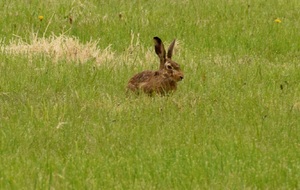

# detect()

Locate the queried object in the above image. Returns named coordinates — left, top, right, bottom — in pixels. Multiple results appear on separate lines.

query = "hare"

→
left=127, top=37, right=184, bottom=95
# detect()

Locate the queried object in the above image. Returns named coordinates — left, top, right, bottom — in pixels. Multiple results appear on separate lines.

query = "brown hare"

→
left=127, top=37, right=184, bottom=95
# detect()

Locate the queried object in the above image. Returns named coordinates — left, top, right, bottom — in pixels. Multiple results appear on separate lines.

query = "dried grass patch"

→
left=1, top=33, right=114, bottom=64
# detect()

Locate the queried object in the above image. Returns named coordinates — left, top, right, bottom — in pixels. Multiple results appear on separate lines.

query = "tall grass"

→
left=1, top=0, right=300, bottom=189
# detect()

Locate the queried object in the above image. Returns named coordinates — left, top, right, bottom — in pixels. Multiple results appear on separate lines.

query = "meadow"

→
left=1, top=0, right=300, bottom=189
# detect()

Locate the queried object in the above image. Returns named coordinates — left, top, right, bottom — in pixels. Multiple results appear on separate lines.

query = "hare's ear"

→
left=167, top=39, right=176, bottom=59
left=153, top=37, right=166, bottom=69
left=153, top=37, right=166, bottom=59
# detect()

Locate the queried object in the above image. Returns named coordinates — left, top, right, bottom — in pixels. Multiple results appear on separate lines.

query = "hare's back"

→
left=128, top=70, right=156, bottom=84
left=127, top=70, right=156, bottom=91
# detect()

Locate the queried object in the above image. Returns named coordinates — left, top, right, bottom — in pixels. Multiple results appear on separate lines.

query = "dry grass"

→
left=1, top=32, right=115, bottom=64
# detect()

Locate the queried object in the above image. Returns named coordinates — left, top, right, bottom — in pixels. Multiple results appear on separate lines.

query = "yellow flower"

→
left=274, top=18, right=282, bottom=23
left=38, top=15, right=44, bottom=21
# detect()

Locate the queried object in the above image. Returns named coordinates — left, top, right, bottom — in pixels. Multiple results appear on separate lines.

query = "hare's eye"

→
left=166, top=65, right=173, bottom=70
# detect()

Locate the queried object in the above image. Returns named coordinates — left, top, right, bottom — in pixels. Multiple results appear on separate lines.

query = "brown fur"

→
left=127, top=37, right=184, bottom=95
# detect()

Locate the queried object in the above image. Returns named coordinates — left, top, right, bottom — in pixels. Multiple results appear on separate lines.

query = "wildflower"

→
left=274, top=18, right=282, bottom=23
left=38, top=15, right=44, bottom=21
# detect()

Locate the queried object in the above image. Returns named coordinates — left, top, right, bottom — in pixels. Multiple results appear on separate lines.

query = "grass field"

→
left=1, top=0, right=300, bottom=189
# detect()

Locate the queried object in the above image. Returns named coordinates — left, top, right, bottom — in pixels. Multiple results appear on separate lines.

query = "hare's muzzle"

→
left=175, top=71, right=184, bottom=81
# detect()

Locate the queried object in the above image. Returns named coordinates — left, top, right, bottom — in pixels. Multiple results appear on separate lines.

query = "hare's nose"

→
left=180, top=76, right=184, bottom=80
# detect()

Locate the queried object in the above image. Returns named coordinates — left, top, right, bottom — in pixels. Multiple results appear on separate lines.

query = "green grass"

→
left=1, top=0, right=300, bottom=189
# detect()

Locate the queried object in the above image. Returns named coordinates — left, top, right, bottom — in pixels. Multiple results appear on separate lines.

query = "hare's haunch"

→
left=127, top=37, right=184, bottom=95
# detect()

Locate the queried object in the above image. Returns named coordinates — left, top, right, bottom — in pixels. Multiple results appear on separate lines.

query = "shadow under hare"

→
left=127, top=37, right=184, bottom=96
